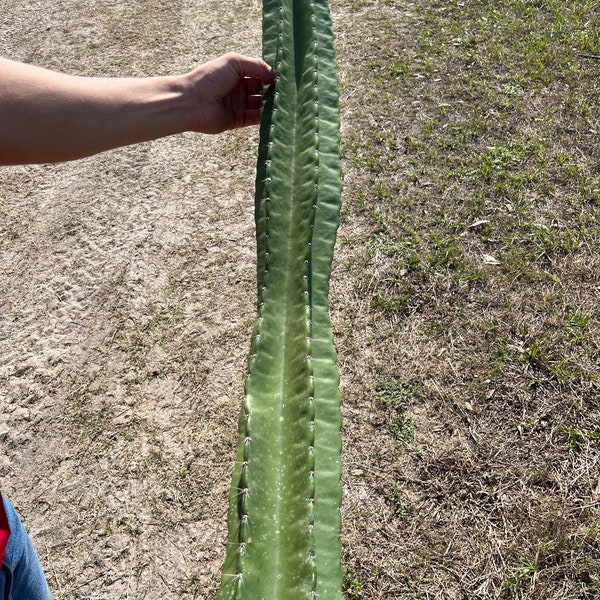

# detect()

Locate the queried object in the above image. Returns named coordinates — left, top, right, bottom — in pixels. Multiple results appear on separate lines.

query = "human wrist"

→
left=161, top=72, right=195, bottom=134
left=168, top=69, right=205, bottom=134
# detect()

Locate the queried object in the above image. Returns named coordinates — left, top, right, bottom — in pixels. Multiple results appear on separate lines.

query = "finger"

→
left=244, top=77, right=264, bottom=95
left=228, top=53, right=276, bottom=84
left=243, top=109, right=262, bottom=127
left=246, top=94, right=262, bottom=111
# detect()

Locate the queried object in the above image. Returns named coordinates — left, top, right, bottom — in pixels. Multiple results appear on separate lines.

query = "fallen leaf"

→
left=469, top=219, right=490, bottom=228
left=483, top=254, right=501, bottom=265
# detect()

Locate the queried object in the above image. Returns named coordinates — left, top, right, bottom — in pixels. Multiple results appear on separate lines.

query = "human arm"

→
left=0, top=52, right=275, bottom=165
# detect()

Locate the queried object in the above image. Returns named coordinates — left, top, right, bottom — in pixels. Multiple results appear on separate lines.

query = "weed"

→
left=343, top=569, right=365, bottom=598
left=375, top=379, right=423, bottom=458
left=384, top=484, right=413, bottom=519
left=371, top=290, right=413, bottom=315
left=558, top=427, right=600, bottom=452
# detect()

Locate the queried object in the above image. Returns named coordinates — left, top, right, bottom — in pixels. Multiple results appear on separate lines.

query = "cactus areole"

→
left=217, top=0, right=342, bottom=599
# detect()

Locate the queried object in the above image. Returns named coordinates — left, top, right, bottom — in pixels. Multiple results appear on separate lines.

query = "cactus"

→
left=217, top=0, right=342, bottom=598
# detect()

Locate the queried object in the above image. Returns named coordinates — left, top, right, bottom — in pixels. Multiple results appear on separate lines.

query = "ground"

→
left=1, top=0, right=599, bottom=599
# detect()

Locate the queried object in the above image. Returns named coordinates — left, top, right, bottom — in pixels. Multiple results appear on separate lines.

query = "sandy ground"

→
left=1, top=0, right=273, bottom=597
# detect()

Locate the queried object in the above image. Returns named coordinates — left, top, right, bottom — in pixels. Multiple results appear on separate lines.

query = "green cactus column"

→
left=218, top=0, right=342, bottom=598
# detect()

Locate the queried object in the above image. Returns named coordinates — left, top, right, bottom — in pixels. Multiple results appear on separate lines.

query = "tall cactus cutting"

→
left=217, top=0, right=342, bottom=598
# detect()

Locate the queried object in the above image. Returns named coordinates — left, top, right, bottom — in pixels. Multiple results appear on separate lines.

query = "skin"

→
left=0, top=52, right=275, bottom=165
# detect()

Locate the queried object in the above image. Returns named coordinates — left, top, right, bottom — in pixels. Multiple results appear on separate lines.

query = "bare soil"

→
left=1, top=0, right=264, bottom=597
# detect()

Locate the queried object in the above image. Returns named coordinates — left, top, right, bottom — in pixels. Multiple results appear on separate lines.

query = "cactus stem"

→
left=218, top=0, right=342, bottom=596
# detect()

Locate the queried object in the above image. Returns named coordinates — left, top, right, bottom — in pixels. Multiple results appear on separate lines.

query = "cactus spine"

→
left=217, top=0, right=342, bottom=598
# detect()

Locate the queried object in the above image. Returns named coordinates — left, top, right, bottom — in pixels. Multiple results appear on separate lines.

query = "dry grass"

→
left=334, top=0, right=599, bottom=597
left=0, top=0, right=598, bottom=599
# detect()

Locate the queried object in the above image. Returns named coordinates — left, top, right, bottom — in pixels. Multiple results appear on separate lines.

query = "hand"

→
left=186, top=52, right=275, bottom=134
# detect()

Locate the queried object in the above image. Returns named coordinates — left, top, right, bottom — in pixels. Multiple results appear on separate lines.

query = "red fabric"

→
left=0, top=493, right=10, bottom=565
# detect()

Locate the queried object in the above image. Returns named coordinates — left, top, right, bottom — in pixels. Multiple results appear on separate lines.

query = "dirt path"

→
left=1, top=1, right=265, bottom=597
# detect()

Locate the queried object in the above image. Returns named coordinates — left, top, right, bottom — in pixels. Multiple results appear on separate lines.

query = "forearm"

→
left=0, top=58, right=194, bottom=164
